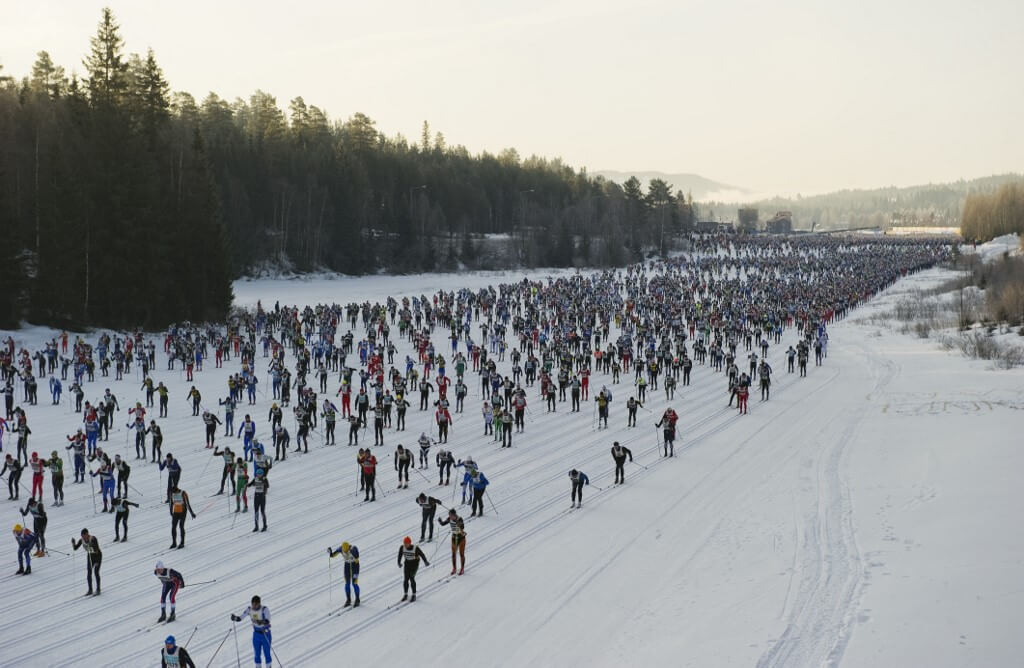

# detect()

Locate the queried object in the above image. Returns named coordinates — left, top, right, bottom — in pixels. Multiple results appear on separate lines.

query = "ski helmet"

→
left=31, top=452, right=38, bottom=459
left=165, top=635, right=176, bottom=645
left=403, top=536, right=412, bottom=545
left=341, top=542, right=350, bottom=552
left=51, top=451, right=58, bottom=458
left=13, top=524, right=22, bottom=533
left=155, top=561, right=165, bottom=571
left=569, top=469, right=577, bottom=477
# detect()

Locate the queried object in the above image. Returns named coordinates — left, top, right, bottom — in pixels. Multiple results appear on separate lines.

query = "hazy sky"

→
left=2, top=0, right=1022, bottom=195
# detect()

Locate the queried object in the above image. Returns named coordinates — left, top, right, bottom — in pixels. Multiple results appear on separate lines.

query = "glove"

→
left=328, top=548, right=334, bottom=557
left=231, top=614, right=241, bottom=622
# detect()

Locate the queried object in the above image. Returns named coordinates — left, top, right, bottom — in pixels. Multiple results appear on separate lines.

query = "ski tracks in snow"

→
left=758, top=345, right=895, bottom=668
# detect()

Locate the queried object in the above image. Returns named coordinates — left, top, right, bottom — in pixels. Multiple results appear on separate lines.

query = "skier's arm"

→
left=179, top=647, right=196, bottom=668
left=397, top=546, right=404, bottom=567
left=417, top=547, right=429, bottom=566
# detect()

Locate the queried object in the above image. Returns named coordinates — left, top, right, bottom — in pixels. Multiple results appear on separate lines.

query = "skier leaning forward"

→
left=438, top=508, right=467, bottom=575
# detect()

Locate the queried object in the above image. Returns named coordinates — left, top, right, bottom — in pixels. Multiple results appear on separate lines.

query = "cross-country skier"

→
left=168, top=484, right=196, bottom=549
left=656, top=407, right=678, bottom=457
left=397, top=536, right=429, bottom=601
left=611, top=441, right=633, bottom=484
left=327, top=541, right=360, bottom=607
left=230, top=595, right=272, bottom=668
left=416, top=493, right=442, bottom=542
left=436, top=449, right=454, bottom=485
left=112, top=495, right=139, bottom=542
left=20, top=498, right=47, bottom=556
left=438, top=508, right=466, bottom=575
left=71, top=528, right=101, bottom=595
left=154, top=561, right=185, bottom=622
left=161, top=635, right=195, bottom=668
left=394, top=445, right=412, bottom=489
left=568, top=469, right=589, bottom=508
left=248, top=469, right=269, bottom=532
left=13, top=523, right=36, bottom=574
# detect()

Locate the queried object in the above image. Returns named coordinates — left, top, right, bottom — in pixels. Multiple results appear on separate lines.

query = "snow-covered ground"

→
left=2, top=263, right=1022, bottom=668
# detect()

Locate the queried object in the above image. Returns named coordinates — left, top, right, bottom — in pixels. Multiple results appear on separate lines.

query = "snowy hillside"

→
left=2, top=266, right=1021, bottom=668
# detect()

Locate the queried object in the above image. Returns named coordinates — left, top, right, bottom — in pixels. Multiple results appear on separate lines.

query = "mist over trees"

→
left=0, top=9, right=697, bottom=329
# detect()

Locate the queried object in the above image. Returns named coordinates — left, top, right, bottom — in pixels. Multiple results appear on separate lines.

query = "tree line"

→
left=960, top=181, right=1024, bottom=244
left=0, top=8, right=696, bottom=329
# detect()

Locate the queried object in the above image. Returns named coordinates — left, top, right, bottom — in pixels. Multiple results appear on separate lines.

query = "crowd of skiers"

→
left=0, top=234, right=952, bottom=666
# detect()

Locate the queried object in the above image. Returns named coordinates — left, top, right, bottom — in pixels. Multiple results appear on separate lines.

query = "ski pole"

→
left=630, top=460, right=648, bottom=471
left=188, top=579, right=219, bottom=587
left=205, top=627, right=232, bottom=668
left=88, top=472, right=97, bottom=514
left=183, top=625, right=198, bottom=648
left=270, top=644, right=285, bottom=668
left=127, top=482, right=145, bottom=497
left=328, top=550, right=333, bottom=605
left=485, top=490, right=499, bottom=515
left=46, top=546, right=69, bottom=556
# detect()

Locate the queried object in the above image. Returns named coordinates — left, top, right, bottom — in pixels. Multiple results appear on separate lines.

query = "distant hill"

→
left=595, top=170, right=746, bottom=201
left=703, top=173, right=1024, bottom=231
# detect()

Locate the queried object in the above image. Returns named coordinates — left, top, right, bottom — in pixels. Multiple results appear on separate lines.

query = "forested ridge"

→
left=0, top=8, right=697, bottom=330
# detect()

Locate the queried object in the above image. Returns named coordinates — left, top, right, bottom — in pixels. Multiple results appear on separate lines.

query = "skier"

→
left=168, top=484, right=196, bottom=549
left=28, top=451, right=44, bottom=499
left=416, top=492, right=442, bottom=542
left=19, top=498, right=47, bottom=556
left=230, top=596, right=273, bottom=668
left=212, top=445, right=235, bottom=495
left=1, top=454, right=23, bottom=500
left=154, top=561, right=185, bottom=622
left=438, top=508, right=467, bottom=575
left=90, top=458, right=116, bottom=512
left=14, top=523, right=38, bottom=575
left=113, top=454, right=131, bottom=498
left=327, top=541, right=360, bottom=607
left=234, top=457, right=250, bottom=513
left=611, top=441, right=633, bottom=484
left=360, top=451, right=378, bottom=502
left=71, top=527, right=102, bottom=595
left=656, top=407, right=678, bottom=457
left=436, top=448, right=454, bottom=485
left=568, top=469, right=590, bottom=508
left=112, top=495, right=139, bottom=541
left=248, top=468, right=269, bottom=532
left=394, top=445, right=412, bottom=489
left=159, top=453, right=182, bottom=504
left=161, top=636, right=196, bottom=668
left=43, top=450, right=64, bottom=506
left=435, top=405, right=452, bottom=443
left=462, top=467, right=489, bottom=517
left=146, top=420, right=163, bottom=462
left=397, top=536, right=430, bottom=602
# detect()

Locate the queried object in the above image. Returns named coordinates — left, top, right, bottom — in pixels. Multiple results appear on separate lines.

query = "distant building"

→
left=765, top=211, right=793, bottom=234
left=696, top=221, right=735, bottom=234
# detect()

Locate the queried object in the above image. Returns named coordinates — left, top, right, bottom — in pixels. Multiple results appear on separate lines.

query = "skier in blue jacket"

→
left=569, top=469, right=589, bottom=508
left=462, top=468, right=489, bottom=517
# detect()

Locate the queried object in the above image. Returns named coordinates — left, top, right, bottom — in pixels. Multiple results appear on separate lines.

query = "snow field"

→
left=1, top=261, right=1021, bottom=668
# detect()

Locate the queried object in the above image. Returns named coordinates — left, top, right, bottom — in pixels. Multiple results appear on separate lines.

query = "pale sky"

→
left=2, top=0, right=1022, bottom=195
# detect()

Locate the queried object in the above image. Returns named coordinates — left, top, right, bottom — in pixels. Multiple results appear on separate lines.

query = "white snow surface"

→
left=2, top=267, right=1022, bottom=668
